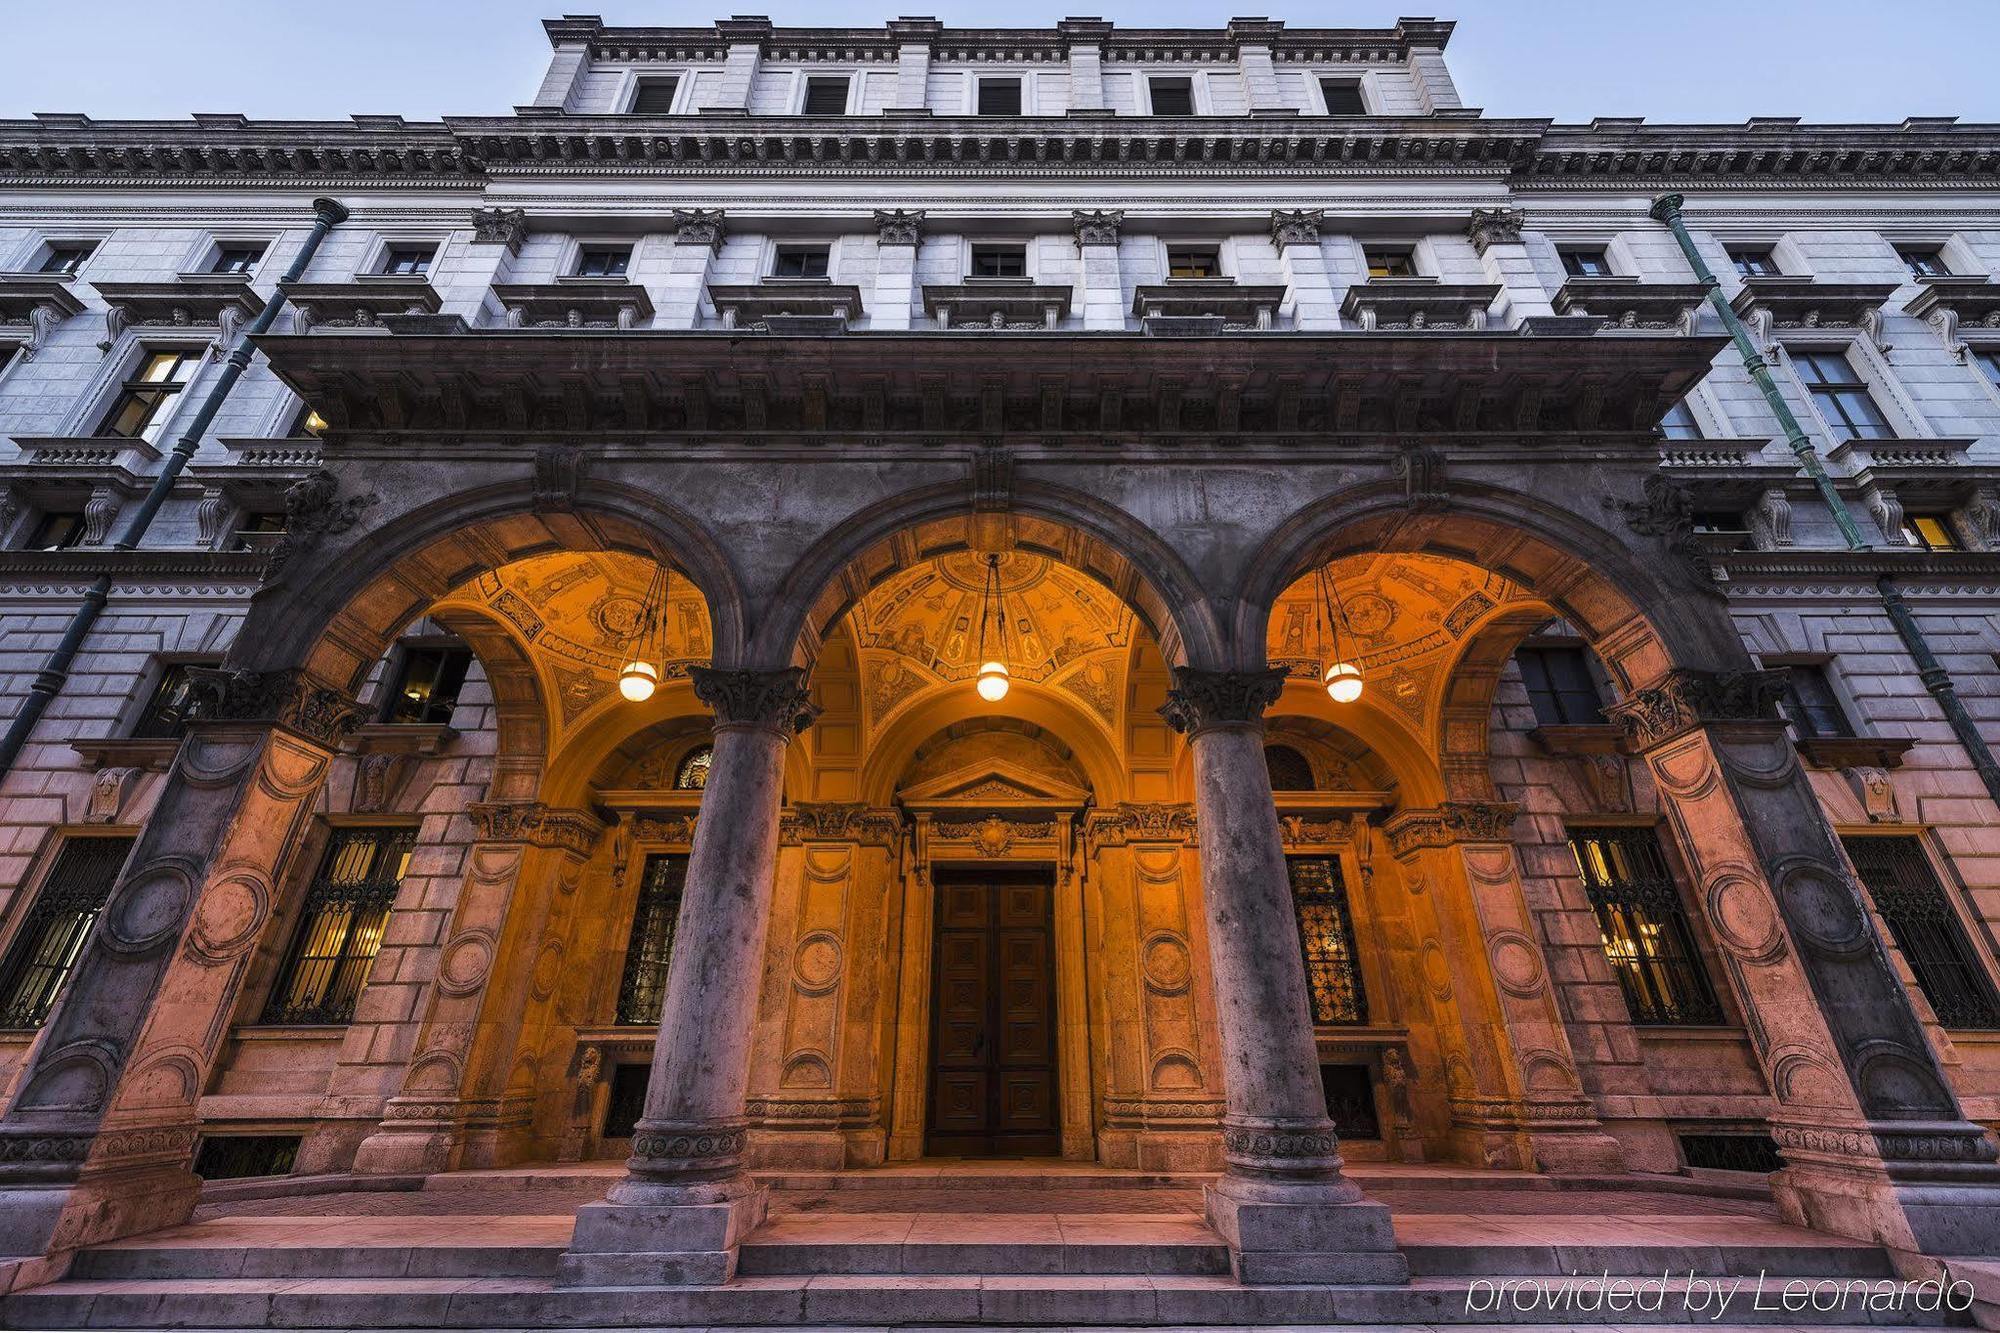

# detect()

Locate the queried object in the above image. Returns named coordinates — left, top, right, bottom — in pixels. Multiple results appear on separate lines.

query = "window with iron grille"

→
left=1319, top=1063, right=1380, bottom=1140
left=1776, top=663, right=1851, bottom=738
left=1569, top=827, right=1722, bottom=1025
left=1264, top=744, right=1317, bottom=791
left=616, top=853, right=688, bottom=1025
left=802, top=75, right=850, bottom=114
left=131, top=660, right=216, bottom=739
left=263, top=826, right=415, bottom=1025
left=674, top=745, right=711, bottom=791
left=1843, top=836, right=2000, bottom=1030
left=1320, top=79, right=1365, bottom=114
left=0, top=837, right=134, bottom=1029
left=1287, top=856, right=1367, bottom=1025
left=100, top=348, right=201, bottom=444
left=1148, top=77, right=1194, bottom=116
left=628, top=76, right=678, bottom=114
left=1793, top=349, right=1894, bottom=441
left=1516, top=646, right=1605, bottom=726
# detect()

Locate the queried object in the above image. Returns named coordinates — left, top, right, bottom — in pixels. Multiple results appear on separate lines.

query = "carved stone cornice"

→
left=470, top=206, right=528, bottom=253
left=1382, top=802, right=1519, bottom=856
left=1084, top=802, right=1198, bottom=848
left=691, top=666, right=819, bottom=733
left=1605, top=668, right=1789, bottom=750
left=781, top=802, right=903, bottom=847
left=465, top=801, right=606, bottom=855
left=183, top=666, right=367, bottom=747
left=1269, top=208, right=1324, bottom=247
left=672, top=208, right=726, bottom=252
left=1158, top=667, right=1286, bottom=736
left=1465, top=206, right=1526, bottom=254
left=1070, top=208, right=1124, bottom=247
left=872, top=208, right=925, bottom=247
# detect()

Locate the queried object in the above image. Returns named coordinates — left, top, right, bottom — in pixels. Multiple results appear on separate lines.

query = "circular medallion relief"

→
left=101, top=860, right=196, bottom=956
left=792, top=931, right=843, bottom=994
left=1422, top=939, right=1453, bottom=1001
left=1706, top=872, right=1785, bottom=963
left=1486, top=930, right=1546, bottom=998
left=1141, top=932, right=1193, bottom=994
left=184, top=871, right=270, bottom=964
left=438, top=930, right=497, bottom=996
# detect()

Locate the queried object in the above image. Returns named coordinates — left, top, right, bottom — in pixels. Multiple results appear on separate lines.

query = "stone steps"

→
left=5, top=1273, right=1975, bottom=1329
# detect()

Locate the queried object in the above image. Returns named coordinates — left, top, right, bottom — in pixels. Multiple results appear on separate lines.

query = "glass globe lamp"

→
left=1323, top=660, right=1363, bottom=704
left=976, top=659, right=1010, bottom=702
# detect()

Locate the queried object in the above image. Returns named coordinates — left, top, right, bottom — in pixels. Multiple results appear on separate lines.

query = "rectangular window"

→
left=210, top=244, right=265, bottom=275
left=1690, top=509, right=1753, bottom=552
left=1729, top=248, right=1779, bottom=277
left=628, top=76, right=678, bottom=114
left=1287, top=856, right=1367, bottom=1025
left=1903, top=513, right=1961, bottom=551
left=1516, top=645, right=1604, bottom=726
left=26, top=510, right=86, bottom=551
left=1843, top=836, right=2000, bottom=1030
left=380, top=245, right=435, bottom=277
left=1167, top=247, right=1219, bottom=280
left=290, top=403, right=326, bottom=437
left=1319, top=1063, right=1380, bottom=1140
left=1320, top=79, right=1366, bottom=114
left=194, top=1135, right=300, bottom=1181
left=1569, top=827, right=1722, bottom=1026
left=131, top=661, right=214, bottom=739
left=970, top=245, right=1027, bottom=280
left=1560, top=249, right=1612, bottom=278
left=771, top=245, right=831, bottom=280
left=802, top=74, right=850, bottom=114
left=1793, top=349, right=1894, bottom=441
left=1364, top=248, right=1414, bottom=279
left=100, top=348, right=201, bottom=444
left=1777, top=663, right=1851, bottom=738
left=573, top=246, right=631, bottom=278
left=381, top=644, right=472, bottom=726
left=976, top=78, right=1023, bottom=116
left=1976, top=349, right=2000, bottom=390
left=38, top=242, right=96, bottom=275
left=0, top=837, right=134, bottom=1029
left=1148, top=77, right=1194, bottom=116
left=616, top=854, right=688, bottom=1025
left=228, top=511, right=287, bottom=552
left=1660, top=398, right=1703, bottom=440
left=263, top=826, right=416, bottom=1025
left=603, top=1063, right=650, bottom=1138
left=1896, top=246, right=1950, bottom=279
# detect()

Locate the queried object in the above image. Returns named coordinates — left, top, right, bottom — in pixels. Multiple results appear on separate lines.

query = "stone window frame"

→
left=785, top=66, right=862, bottom=116
left=1131, top=68, right=1211, bottom=116
left=1961, top=335, right=2000, bottom=416
left=1156, top=236, right=1229, bottom=282
left=762, top=238, right=838, bottom=282
left=963, top=237, right=1035, bottom=283
left=59, top=329, right=213, bottom=443
left=117, top=651, right=225, bottom=741
left=1771, top=334, right=1932, bottom=451
left=555, top=235, right=642, bottom=281
left=929, top=66, right=1063, bottom=116
left=1835, top=828, right=2000, bottom=1034
left=353, top=233, right=448, bottom=283
left=1310, top=72, right=1374, bottom=116
left=1883, top=234, right=1981, bottom=285
left=613, top=69, right=694, bottom=115
left=1708, top=233, right=1813, bottom=288
left=1755, top=650, right=1869, bottom=742
left=1352, top=236, right=1427, bottom=280
left=0, top=827, right=140, bottom=1031
left=176, top=232, right=274, bottom=281
left=371, top=632, right=475, bottom=726
left=5, top=232, right=104, bottom=277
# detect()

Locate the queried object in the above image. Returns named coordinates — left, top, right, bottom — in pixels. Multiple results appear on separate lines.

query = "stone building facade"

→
left=1, top=9, right=1999, bottom=1289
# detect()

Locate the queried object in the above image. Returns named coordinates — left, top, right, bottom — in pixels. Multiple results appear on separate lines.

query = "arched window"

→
left=674, top=744, right=712, bottom=790
left=1264, top=744, right=1316, bottom=791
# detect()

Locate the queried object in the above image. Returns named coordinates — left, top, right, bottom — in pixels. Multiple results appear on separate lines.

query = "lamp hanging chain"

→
left=979, top=554, right=1010, bottom=666
left=1317, top=563, right=1348, bottom=663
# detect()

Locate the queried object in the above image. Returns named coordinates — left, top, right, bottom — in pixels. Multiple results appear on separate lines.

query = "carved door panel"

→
left=926, top=869, right=1059, bottom=1156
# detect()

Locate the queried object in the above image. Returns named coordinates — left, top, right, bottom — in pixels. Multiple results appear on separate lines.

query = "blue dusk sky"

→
left=0, top=1, right=1996, bottom=124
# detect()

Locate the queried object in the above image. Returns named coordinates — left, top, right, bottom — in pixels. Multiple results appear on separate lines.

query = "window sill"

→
left=348, top=722, right=456, bottom=757
left=1528, top=723, right=1623, bottom=756
left=1795, top=735, right=1916, bottom=771
left=1633, top=1025, right=1745, bottom=1038
left=69, top=736, right=181, bottom=771
left=228, top=1024, right=349, bottom=1040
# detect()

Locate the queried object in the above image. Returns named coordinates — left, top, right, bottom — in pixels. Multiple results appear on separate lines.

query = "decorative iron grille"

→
left=1568, top=827, right=1723, bottom=1026
left=1287, top=856, right=1368, bottom=1025
left=1678, top=1133, right=1781, bottom=1173
left=616, top=854, right=688, bottom=1026
left=263, top=826, right=416, bottom=1025
left=0, top=837, right=134, bottom=1029
left=1843, top=836, right=2000, bottom=1030
left=193, top=1134, right=300, bottom=1180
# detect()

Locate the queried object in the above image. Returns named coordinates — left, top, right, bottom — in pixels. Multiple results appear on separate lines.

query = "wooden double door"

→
left=925, top=868, right=1060, bottom=1157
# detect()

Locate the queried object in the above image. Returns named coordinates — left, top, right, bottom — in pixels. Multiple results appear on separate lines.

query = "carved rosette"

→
left=1269, top=208, right=1324, bottom=248
left=626, top=1118, right=749, bottom=1180
left=1158, top=666, right=1286, bottom=736
left=1084, top=802, right=1198, bottom=848
left=1070, top=208, right=1124, bottom=247
left=1465, top=206, right=1527, bottom=255
left=1605, top=668, right=1789, bottom=751
left=873, top=208, right=925, bottom=247
left=465, top=802, right=606, bottom=856
left=780, top=802, right=903, bottom=847
left=691, top=666, right=820, bottom=733
left=183, top=667, right=367, bottom=747
left=470, top=206, right=528, bottom=254
left=1383, top=802, right=1519, bottom=856
left=672, top=208, right=726, bottom=252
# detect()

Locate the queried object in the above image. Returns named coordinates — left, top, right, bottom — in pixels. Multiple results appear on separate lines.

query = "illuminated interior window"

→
left=1287, top=856, right=1367, bottom=1025
left=674, top=744, right=713, bottom=790
left=263, top=826, right=416, bottom=1025
left=1569, top=827, right=1721, bottom=1025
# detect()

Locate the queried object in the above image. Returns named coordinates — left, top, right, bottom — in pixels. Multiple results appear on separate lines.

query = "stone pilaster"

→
left=655, top=209, right=725, bottom=330
left=1072, top=209, right=1126, bottom=331
left=1159, top=667, right=1406, bottom=1285
left=1466, top=207, right=1553, bottom=324
left=885, top=20, right=938, bottom=111
left=869, top=210, right=924, bottom=331
left=708, top=21, right=769, bottom=112
left=560, top=667, right=817, bottom=1287
left=1228, top=18, right=1289, bottom=113
left=1270, top=210, right=1340, bottom=332
left=1059, top=17, right=1112, bottom=111
left=0, top=670, right=357, bottom=1262
left=1608, top=668, right=2000, bottom=1255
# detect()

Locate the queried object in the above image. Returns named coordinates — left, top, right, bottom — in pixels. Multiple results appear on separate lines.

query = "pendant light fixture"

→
left=618, top=561, right=674, bottom=703
left=1315, top=563, right=1364, bottom=704
left=975, top=553, right=1011, bottom=702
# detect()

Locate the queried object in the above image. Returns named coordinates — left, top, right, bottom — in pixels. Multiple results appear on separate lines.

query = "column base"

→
left=1203, top=1175, right=1409, bottom=1285
left=1771, top=1119, right=2000, bottom=1256
left=0, top=1164, right=201, bottom=1260
left=557, top=1178, right=768, bottom=1287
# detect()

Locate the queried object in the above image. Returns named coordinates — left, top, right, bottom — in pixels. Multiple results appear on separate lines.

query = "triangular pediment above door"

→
left=896, top=758, right=1090, bottom=810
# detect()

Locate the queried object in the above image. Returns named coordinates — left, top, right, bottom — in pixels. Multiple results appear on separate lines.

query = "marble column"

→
left=0, top=669, right=357, bottom=1274
left=1159, top=668, right=1406, bottom=1284
left=561, top=667, right=817, bottom=1287
left=1609, top=668, right=2000, bottom=1256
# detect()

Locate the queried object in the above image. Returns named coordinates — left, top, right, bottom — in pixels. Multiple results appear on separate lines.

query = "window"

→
left=381, top=644, right=472, bottom=726
left=1903, top=513, right=1961, bottom=551
left=1896, top=246, right=1950, bottom=279
left=1729, top=248, right=1779, bottom=278
left=131, top=661, right=213, bottom=739
left=0, top=837, right=133, bottom=1029
left=771, top=245, right=830, bottom=280
left=976, top=78, right=1022, bottom=116
left=1777, top=663, right=1851, bottom=739
left=1691, top=509, right=1753, bottom=551
left=1319, top=1063, right=1379, bottom=1140
left=628, top=76, right=679, bottom=114
left=1568, top=827, right=1722, bottom=1025
left=1560, top=249, right=1612, bottom=278
left=264, top=826, right=415, bottom=1025
left=1976, top=349, right=2000, bottom=390
left=38, top=242, right=96, bottom=275
left=26, top=510, right=86, bottom=551
left=1287, top=856, right=1366, bottom=1024
left=1793, top=349, right=1894, bottom=441
left=1167, top=247, right=1219, bottom=280
left=970, top=245, right=1027, bottom=280
left=380, top=245, right=434, bottom=277
left=210, top=244, right=265, bottom=275
left=290, top=403, right=326, bottom=437
left=1659, top=398, right=1703, bottom=440
left=616, top=853, right=688, bottom=1025
left=603, top=1063, right=650, bottom=1138
left=194, top=1135, right=300, bottom=1181
left=802, top=75, right=850, bottom=115
left=1364, top=248, right=1414, bottom=279
left=100, top=348, right=201, bottom=444
left=1264, top=744, right=1317, bottom=791
left=228, top=510, right=287, bottom=552
left=1678, top=1133, right=1781, bottom=1173
left=1148, top=77, right=1194, bottom=116
left=674, top=744, right=712, bottom=790
left=573, top=246, right=631, bottom=278
left=1320, top=79, right=1366, bottom=114
left=1516, top=646, right=1604, bottom=726
left=1843, top=836, right=2000, bottom=1030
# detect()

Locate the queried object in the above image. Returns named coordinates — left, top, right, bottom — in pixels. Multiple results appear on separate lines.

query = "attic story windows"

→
left=628, top=77, right=679, bottom=114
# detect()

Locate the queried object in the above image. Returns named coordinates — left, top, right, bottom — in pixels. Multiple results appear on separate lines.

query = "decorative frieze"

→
left=1382, top=802, right=1518, bottom=856
left=1605, top=667, right=1789, bottom=750
left=1085, top=802, right=1197, bottom=847
left=465, top=801, right=606, bottom=855
left=1158, top=666, right=1286, bottom=736
left=780, top=802, right=902, bottom=847
left=690, top=665, right=820, bottom=732
left=183, top=666, right=368, bottom=746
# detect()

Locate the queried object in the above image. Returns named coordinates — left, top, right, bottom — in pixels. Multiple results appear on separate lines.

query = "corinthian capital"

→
left=1071, top=209, right=1125, bottom=247
left=183, top=667, right=368, bottom=747
left=1158, top=667, right=1287, bottom=736
left=691, top=666, right=820, bottom=733
left=873, top=208, right=925, bottom=247
left=1605, top=668, right=1788, bottom=750
left=673, top=208, right=726, bottom=252
left=1269, top=208, right=1324, bottom=248
left=1466, top=206, right=1526, bottom=255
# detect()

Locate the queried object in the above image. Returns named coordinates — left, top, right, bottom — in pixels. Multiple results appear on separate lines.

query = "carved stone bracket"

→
left=672, top=208, right=726, bottom=252
left=1382, top=802, right=1519, bottom=856
left=1466, top=206, right=1527, bottom=255
left=466, top=801, right=605, bottom=856
left=1604, top=667, right=1789, bottom=751
left=781, top=802, right=903, bottom=847
left=691, top=665, right=820, bottom=733
left=531, top=443, right=587, bottom=512
left=262, top=469, right=379, bottom=583
left=873, top=208, right=925, bottom=247
left=1158, top=667, right=1287, bottom=736
left=1269, top=208, right=1324, bottom=248
left=1084, top=802, right=1198, bottom=848
left=1071, top=208, right=1124, bottom=247
left=470, top=207, right=528, bottom=254
left=183, top=666, right=368, bottom=747
left=1603, top=472, right=1718, bottom=587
